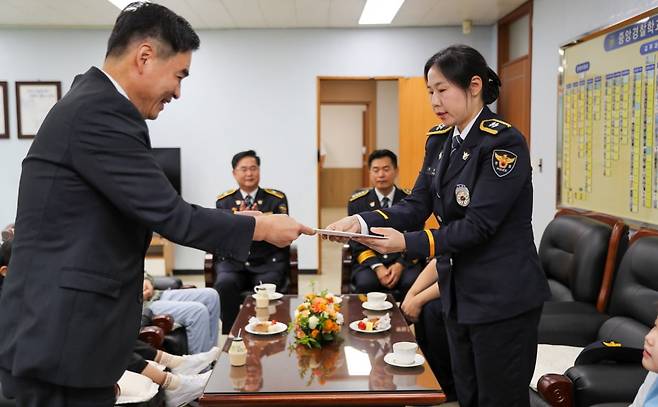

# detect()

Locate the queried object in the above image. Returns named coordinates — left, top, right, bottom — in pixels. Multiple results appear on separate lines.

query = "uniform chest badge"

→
left=235, top=200, right=242, bottom=205
left=455, top=184, right=470, bottom=207
left=462, top=151, right=470, bottom=161
left=369, top=201, right=375, bottom=207
left=438, top=151, right=444, bottom=160
left=492, top=149, right=518, bottom=177
left=257, top=200, right=263, bottom=205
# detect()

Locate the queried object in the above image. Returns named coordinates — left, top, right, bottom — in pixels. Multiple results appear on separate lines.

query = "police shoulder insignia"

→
left=480, top=119, right=512, bottom=135
left=263, top=188, right=285, bottom=199
left=402, top=188, right=412, bottom=195
left=602, top=340, right=622, bottom=347
left=426, top=123, right=454, bottom=136
left=492, top=149, right=518, bottom=177
left=349, top=189, right=370, bottom=202
left=216, top=188, right=237, bottom=201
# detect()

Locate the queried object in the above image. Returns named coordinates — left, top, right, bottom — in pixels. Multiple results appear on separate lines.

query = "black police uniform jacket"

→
left=0, top=67, right=255, bottom=388
left=215, top=188, right=290, bottom=273
left=360, top=107, right=550, bottom=324
left=347, top=187, right=421, bottom=271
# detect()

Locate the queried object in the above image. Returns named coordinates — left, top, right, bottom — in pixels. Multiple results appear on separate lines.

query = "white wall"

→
left=375, top=80, right=399, bottom=155
left=320, top=104, right=365, bottom=168
left=531, top=0, right=658, bottom=246
left=0, top=26, right=495, bottom=270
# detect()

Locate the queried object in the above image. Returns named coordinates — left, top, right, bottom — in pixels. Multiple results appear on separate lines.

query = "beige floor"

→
left=176, top=207, right=458, bottom=407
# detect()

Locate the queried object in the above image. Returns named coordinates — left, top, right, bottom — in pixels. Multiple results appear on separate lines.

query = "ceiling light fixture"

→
left=107, top=0, right=144, bottom=10
left=358, top=0, right=405, bottom=25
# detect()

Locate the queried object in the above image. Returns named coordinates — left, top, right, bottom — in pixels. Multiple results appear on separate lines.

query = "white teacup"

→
left=254, top=283, right=276, bottom=295
left=392, top=341, right=418, bottom=365
left=367, top=291, right=387, bottom=306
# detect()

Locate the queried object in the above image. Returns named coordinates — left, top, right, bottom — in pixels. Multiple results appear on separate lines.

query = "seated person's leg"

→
left=395, top=263, right=423, bottom=300
left=148, top=300, right=212, bottom=354
left=250, top=262, right=287, bottom=291
left=352, top=265, right=384, bottom=294
left=214, top=261, right=250, bottom=334
left=419, top=298, right=456, bottom=401
left=159, top=288, right=221, bottom=349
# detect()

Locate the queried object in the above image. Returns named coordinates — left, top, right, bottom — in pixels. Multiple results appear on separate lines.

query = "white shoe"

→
left=172, top=347, right=220, bottom=376
left=164, top=371, right=211, bottom=407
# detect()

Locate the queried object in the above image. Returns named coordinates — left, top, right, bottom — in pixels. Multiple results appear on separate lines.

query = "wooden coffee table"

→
left=200, top=294, right=445, bottom=406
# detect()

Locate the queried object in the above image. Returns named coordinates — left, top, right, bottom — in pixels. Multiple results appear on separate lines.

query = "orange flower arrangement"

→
left=289, top=289, right=343, bottom=348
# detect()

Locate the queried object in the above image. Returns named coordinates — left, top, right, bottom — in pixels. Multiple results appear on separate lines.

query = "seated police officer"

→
left=348, top=149, right=423, bottom=301
left=214, top=150, right=289, bottom=333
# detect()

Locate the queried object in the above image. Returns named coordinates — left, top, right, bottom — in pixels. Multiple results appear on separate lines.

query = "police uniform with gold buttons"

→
left=214, top=187, right=289, bottom=333
left=347, top=187, right=423, bottom=300
left=358, top=107, right=550, bottom=407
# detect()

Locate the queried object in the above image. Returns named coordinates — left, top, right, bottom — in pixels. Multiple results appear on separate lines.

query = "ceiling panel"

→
left=0, top=0, right=528, bottom=29
left=328, top=0, right=366, bottom=27
left=258, top=0, right=296, bottom=28
left=295, top=0, right=331, bottom=27
left=221, top=0, right=266, bottom=28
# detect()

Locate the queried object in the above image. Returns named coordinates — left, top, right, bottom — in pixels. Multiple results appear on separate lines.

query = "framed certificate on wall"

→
left=0, top=82, right=8, bottom=139
left=16, top=81, right=61, bottom=139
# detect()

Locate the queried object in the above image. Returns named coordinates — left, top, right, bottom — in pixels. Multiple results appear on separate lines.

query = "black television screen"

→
left=151, top=147, right=181, bottom=195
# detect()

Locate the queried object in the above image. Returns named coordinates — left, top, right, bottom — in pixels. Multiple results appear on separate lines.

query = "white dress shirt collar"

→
left=374, top=186, right=396, bottom=206
left=99, top=67, right=129, bottom=100
left=240, top=188, right=259, bottom=200
left=453, top=107, right=484, bottom=141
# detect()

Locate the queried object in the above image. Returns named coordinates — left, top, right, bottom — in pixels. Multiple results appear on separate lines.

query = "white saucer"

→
left=349, top=320, right=391, bottom=333
left=245, top=321, right=288, bottom=335
left=251, top=292, right=284, bottom=301
left=384, top=352, right=425, bottom=368
left=362, top=301, right=393, bottom=311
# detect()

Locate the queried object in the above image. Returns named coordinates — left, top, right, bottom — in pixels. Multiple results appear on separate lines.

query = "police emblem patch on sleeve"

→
left=455, top=184, right=470, bottom=207
left=492, top=149, right=518, bottom=177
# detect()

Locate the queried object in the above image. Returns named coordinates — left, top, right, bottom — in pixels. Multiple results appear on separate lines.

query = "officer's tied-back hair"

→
left=105, top=2, right=200, bottom=58
left=232, top=150, right=261, bottom=169
left=424, top=45, right=501, bottom=105
left=368, top=149, right=398, bottom=169
left=0, top=240, right=12, bottom=268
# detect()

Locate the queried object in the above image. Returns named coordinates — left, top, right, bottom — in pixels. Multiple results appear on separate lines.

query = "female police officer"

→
left=324, top=45, right=550, bottom=407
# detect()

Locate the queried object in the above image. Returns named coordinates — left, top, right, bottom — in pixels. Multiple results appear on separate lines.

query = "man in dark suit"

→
left=347, top=150, right=422, bottom=300
left=0, top=4, right=311, bottom=406
left=215, top=150, right=290, bottom=333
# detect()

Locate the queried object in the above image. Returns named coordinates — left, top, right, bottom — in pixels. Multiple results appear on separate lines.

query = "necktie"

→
left=381, top=197, right=390, bottom=208
left=450, top=134, right=462, bottom=157
left=244, top=195, right=253, bottom=209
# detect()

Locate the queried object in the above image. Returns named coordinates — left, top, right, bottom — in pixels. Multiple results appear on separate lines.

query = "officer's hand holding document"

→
left=319, top=216, right=404, bottom=256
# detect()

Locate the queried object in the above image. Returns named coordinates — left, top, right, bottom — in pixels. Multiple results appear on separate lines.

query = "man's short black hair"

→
left=368, top=149, right=398, bottom=168
left=232, top=150, right=261, bottom=169
left=0, top=240, right=12, bottom=268
left=106, top=2, right=200, bottom=58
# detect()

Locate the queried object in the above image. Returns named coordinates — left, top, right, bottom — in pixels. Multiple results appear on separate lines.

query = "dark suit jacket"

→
left=360, top=107, right=550, bottom=324
left=0, top=67, right=255, bottom=388
left=215, top=188, right=289, bottom=270
left=347, top=187, right=420, bottom=271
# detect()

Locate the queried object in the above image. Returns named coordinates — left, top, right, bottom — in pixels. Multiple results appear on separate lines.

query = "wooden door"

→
left=497, top=1, right=532, bottom=144
left=498, top=56, right=531, bottom=138
left=398, top=77, right=440, bottom=229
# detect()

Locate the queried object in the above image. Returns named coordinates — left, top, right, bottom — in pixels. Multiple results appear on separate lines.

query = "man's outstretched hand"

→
left=253, top=214, right=315, bottom=247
